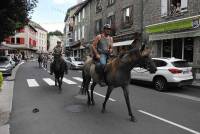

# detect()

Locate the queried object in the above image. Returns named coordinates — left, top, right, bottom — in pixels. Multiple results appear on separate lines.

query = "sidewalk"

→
left=191, top=80, right=200, bottom=88
left=0, top=61, right=24, bottom=134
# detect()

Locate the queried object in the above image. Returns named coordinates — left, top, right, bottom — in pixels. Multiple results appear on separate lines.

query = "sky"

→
left=31, top=0, right=79, bottom=33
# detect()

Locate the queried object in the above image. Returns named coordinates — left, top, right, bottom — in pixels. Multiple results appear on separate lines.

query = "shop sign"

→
left=146, top=16, right=200, bottom=34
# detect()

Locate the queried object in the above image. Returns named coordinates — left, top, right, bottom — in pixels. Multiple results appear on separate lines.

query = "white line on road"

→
left=27, top=79, right=39, bottom=87
left=77, top=85, right=116, bottom=102
left=43, top=78, right=55, bottom=86
left=73, top=77, right=92, bottom=83
left=138, top=110, right=200, bottom=134
left=73, top=77, right=83, bottom=82
left=63, top=77, right=77, bottom=84
left=166, top=93, right=200, bottom=102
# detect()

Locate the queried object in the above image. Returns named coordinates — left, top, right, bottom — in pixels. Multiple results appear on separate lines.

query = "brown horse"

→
left=80, top=40, right=157, bottom=122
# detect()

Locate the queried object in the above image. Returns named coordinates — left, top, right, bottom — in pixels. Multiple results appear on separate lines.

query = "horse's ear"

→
left=141, top=47, right=151, bottom=57
left=140, top=44, right=145, bottom=52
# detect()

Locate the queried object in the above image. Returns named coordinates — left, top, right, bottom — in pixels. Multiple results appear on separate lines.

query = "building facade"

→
left=143, top=0, right=200, bottom=79
left=3, top=24, right=37, bottom=57
left=29, top=21, right=48, bottom=53
left=64, top=1, right=86, bottom=57
left=48, top=35, right=63, bottom=53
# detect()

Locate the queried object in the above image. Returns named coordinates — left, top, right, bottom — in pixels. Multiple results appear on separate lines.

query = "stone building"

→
left=90, top=0, right=143, bottom=55
left=143, top=0, right=200, bottom=79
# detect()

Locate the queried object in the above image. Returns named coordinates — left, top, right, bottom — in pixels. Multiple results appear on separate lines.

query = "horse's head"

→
left=139, top=45, right=157, bottom=74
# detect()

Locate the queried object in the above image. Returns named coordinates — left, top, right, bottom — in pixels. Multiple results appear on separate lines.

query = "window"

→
left=82, top=25, right=85, bottom=39
left=163, top=39, right=171, bottom=57
left=184, top=38, right=193, bottom=62
left=95, top=19, right=102, bottom=35
left=108, top=0, right=115, bottom=6
left=122, top=6, right=133, bottom=28
left=11, top=38, right=15, bottom=44
left=173, top=38, right=182, bottom=59
left=78, top=28, right=81, bottom=40
left=75, top=30, right=77, bottom=41
left=172, top=61, right=190, bottom=67
left=161, top=0, right=188, bottom=17
left=153, top=60, right=167, bottom=67
left=96, top=0, right=102, bottom=13
left=107, top=15, right=115, bottom=35
left=78, top=12, right=81, bottom=22
left=82, top=8, right=85, bottom=19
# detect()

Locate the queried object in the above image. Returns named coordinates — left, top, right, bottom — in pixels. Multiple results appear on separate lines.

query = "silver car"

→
left=64, top=57, right=84, bottom=70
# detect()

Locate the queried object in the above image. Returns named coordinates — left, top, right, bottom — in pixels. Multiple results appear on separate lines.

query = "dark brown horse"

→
left=80, top=39, right=157, bottom=121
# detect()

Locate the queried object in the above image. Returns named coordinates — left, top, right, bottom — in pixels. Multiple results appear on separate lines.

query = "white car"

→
left=64, top=57, right=84, bottom=70
left=131, top=57, right=193, bottom=91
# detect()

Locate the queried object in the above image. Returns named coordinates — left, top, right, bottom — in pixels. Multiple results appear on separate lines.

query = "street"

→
left=10, top=61, right=200, bottom=134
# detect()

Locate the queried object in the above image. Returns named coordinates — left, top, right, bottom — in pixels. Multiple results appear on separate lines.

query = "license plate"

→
left=183, top=70, right=189, bottom=74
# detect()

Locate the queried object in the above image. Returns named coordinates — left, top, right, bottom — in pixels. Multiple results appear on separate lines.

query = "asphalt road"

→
left=10, top=61, right=200, bottom=134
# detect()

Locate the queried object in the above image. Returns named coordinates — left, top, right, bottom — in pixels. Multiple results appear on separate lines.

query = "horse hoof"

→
left=101, top=109, right=105, bottom=113
left=130, top=116, right=136, bottom=122
left=87, top=101, right=91, bottom=106
left=91, top=101, right=95, bottom=105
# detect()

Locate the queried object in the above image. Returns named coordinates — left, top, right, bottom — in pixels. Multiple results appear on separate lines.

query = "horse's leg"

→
left=122, top=86, right=135, bottom=122
left=85, top=77, right=91, bottom=105
left=58, top=76, right=62, bottom=93
left=90, top=82, right=97, bottom=105
left=55, top=76, right=57, bottom=86
left=101, top=86, right=113, bottom=113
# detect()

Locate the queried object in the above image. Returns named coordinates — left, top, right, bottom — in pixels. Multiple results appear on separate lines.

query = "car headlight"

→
left=5, top=64, right=11, bottom=68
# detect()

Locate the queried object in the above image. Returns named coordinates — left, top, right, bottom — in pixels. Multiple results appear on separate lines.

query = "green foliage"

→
left=0, top=72, right=3, bottom=91
left=0, top=0, right=38, bottom=42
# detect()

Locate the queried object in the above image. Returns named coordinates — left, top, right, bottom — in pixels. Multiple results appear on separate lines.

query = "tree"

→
left=0, top=0, right=38, bottom=42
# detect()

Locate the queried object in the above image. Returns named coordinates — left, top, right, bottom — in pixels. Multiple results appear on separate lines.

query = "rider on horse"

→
left=92, top=24, right=113, bottom=86
left=50, top=41, right=63, bottom=75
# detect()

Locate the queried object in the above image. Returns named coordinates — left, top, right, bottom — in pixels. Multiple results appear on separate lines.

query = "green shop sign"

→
left=146, top=16, right=200, bottom=34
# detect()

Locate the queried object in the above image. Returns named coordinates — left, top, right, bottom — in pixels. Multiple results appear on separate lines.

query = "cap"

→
left=103, top=24, right=111, bottom=30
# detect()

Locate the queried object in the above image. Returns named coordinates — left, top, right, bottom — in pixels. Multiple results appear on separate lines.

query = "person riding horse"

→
left=92, top=24, right=113, bottom=86
left=50, top=41, right=63, bottom=75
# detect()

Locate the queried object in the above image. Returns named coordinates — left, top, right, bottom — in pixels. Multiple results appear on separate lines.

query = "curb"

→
left=0, top=61, right=24, bottom=132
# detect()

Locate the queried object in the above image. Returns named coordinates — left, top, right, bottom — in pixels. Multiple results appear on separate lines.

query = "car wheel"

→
left=153, top=77, right=167, bottom=91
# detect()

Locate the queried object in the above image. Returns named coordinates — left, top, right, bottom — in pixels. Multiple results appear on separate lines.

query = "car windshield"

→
left=73, top=57, right=82, bottom=61
left=172, top=61, right=190, bottom=67
left=0, top=57, right=8, bottom=62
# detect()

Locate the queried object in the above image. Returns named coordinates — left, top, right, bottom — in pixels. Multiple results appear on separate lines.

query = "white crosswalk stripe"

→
left=73, top=77, right=92, bottom=83
left=43, top=78, right=55, bottom=86
left=72, top=77, right=83, bottom=82
left=63, top=77, right=77, bottom=84
left=27, top=79, right=39, bottom=87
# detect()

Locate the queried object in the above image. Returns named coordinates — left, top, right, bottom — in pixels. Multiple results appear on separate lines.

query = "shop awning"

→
left=113, top=40, right=134, bottom=47
left=149, top=30, right=200, bottom=41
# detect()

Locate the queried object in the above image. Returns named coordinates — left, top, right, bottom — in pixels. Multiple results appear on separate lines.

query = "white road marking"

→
left=88, top=90, right=116, bottom=102
left=77, top=85, right=116, bottom=102
left=166, top=93, right=200, bottom=102
left=73, top=77, right=92, bottom=83
left=73, top=77, right=83, bottom=82
left=27, top=79, right=39, bottom=87
left=138, top=110, right=200, bottom=134
left=43, top=78, right=55, bottom=86
left=63, top=77, right=77, bottom=84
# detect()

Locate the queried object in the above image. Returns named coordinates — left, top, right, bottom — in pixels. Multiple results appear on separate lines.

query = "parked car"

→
left=131, top=57, right=193, bottom=91
left=64, top=57, right=84, bottom=70
left=0, top=56, right=13, bottom=76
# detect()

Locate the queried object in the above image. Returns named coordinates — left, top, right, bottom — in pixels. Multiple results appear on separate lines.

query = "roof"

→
left=29, top=20, right=48, bottom=32
left=74, top=0, right=90, bottom=16
left=28, top=24, right=37, bottom=32
left=64, top=1, right=87, bottom=22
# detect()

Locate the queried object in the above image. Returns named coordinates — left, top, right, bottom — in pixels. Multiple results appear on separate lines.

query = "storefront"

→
left=146, top=15, right=200, bottom=79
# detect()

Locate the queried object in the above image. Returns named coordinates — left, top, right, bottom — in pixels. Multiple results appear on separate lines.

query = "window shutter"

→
left=161, top=0, right=168, bottom=16
left=181, top=0, right=188, bottom=11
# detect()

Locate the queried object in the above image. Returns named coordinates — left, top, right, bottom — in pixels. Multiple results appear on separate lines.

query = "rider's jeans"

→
left=100, top=54, right=108, bottom=66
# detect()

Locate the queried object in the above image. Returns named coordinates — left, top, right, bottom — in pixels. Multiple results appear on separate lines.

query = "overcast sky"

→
left=31, top=0, right=79, bottom=32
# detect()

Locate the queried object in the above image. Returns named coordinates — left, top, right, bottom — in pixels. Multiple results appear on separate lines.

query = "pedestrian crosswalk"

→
left=26, top=77, right=82, bottom=87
